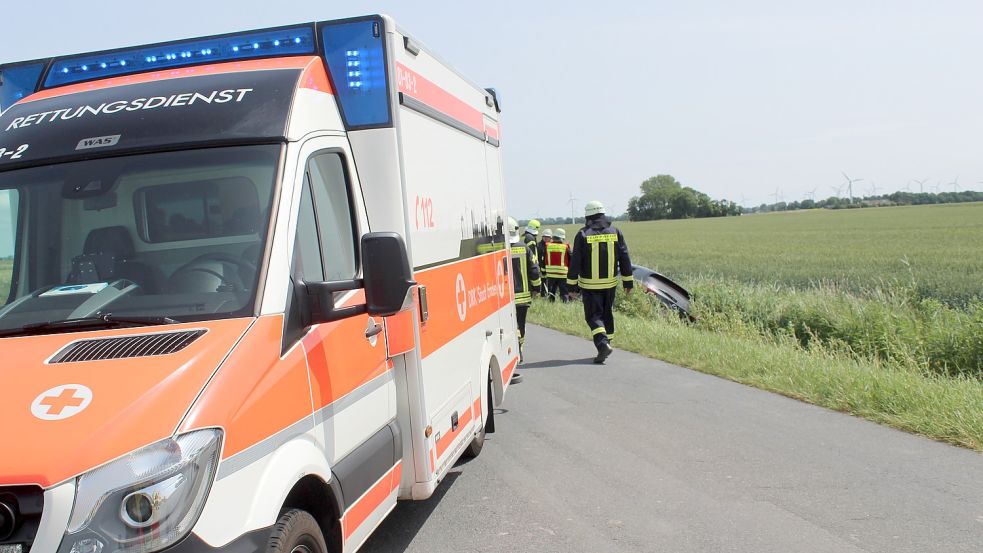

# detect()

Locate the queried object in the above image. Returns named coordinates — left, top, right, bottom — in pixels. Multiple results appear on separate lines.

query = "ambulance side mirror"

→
left=361, top=232, right=416, bottom=317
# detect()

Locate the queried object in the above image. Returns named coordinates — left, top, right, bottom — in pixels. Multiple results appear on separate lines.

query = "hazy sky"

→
left=3, top=0, right=982, bottom=218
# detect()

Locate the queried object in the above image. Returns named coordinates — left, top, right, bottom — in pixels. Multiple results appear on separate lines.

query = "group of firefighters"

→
left=507, top=200, right=633, bottom=369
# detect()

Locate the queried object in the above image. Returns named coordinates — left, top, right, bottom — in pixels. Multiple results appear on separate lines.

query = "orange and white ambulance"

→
left=0, top=15, right=518, bottom=553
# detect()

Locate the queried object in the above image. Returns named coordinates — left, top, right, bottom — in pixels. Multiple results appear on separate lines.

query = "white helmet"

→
left=542, top=228, right=553, bottom=239
left=555, top=228, right=567, bottom=240
left=585, top=200, right=605, bottom=217
left=508, top=217, right=521, bottom=243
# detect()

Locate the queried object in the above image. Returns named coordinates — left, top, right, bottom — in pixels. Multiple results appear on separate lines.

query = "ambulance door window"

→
left=306, top=153, right=357, bottom=281
left=294, top=178, right=325, bottom=281
left=283, top=178, right=324, bottom=348
left=0, top=189, right=19, bottom=303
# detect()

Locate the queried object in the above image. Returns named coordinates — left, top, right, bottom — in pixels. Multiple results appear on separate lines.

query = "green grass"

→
left=529, top=298, right=983, bottom=451
left=0, top=258, right=11, bottom=301
left=690, top=277, right=983, bottom=377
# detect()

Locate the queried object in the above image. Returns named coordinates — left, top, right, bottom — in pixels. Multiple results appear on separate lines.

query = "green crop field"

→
left=533, top=203, right=983, bottom=448
left=557, top=202, right=983, bottom=306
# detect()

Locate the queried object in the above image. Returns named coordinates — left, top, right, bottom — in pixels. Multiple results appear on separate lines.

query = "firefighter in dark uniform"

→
left=537, top=228, right=552, bottom=294
left=510, top=217, right=541, bottom=367
left=566, top=201, right=633, bottom=364
left=523, top=219, right=541, bottom=251
left=537, top=229, right=551, bottom=265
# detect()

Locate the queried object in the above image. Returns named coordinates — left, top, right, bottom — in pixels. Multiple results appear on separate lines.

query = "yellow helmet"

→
left=525, top=219, right=541, bottom=235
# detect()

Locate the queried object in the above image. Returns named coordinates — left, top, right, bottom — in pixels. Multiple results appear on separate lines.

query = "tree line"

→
left=749, top=190, right=983, bottom=213
left=627, top=175, right=741, bottom=221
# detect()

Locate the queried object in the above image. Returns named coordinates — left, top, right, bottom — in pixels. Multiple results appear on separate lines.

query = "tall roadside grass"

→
left=528, top=296, right=983, bottom=451
left=688, top=277, right=983, bottom=378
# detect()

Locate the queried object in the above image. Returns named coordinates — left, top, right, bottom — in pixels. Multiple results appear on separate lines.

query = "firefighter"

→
left=538, top=228, right=552, bottom=266
left=537, top=228, right=552, bottom=295
left=523, top=219, right=541, bottom=250
left=566, top=201, right=633, bottom=364
left=544, top=228, right=572, bottom=302
left=509, top=217, right=541, bottom=368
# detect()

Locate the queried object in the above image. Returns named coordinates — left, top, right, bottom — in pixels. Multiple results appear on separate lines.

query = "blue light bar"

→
left=321, top=17, right=391, bottom=129
left=45, top=25, right=316, bottom=88
left=0, top=62, right=46, bottom=113
left=321, top=18, right=391, bottom=128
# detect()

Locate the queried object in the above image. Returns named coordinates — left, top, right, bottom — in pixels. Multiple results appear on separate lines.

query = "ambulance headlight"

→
left=58, top=429, right=222, bottom=553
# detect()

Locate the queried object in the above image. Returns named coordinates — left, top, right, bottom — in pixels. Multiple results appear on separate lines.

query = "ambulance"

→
left=0, top=15, right=518, bottom=553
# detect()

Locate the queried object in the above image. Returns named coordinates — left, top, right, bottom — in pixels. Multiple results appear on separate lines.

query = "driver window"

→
left=0, top=189, right=18, bottom=302
left=307, top=153, right=357, bottom=281
left=293, top=179, right=324, bottom=281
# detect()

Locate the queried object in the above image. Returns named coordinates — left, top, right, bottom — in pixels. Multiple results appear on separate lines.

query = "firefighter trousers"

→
left=516, top=303, right=529, bottom=346
left=581, top=287, right=616, bottom=351
left=546, top=277, right=568, bottom=302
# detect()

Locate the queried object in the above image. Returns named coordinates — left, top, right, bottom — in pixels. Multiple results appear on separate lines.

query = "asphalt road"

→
left=361, top=324, right=983, bottom=552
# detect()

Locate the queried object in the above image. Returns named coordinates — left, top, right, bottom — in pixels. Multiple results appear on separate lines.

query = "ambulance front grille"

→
left=50, top=329, right=206, bottom=363
left=0, top=486, right=43, bottom=552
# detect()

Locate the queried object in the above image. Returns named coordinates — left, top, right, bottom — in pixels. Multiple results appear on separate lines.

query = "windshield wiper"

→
left=0, top=313, right=179, bottom=338
left=98, top=314, right=179, bottom=326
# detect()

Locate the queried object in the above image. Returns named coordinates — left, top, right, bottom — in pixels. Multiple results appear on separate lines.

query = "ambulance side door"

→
left=284, top=137, right=399, bottom=535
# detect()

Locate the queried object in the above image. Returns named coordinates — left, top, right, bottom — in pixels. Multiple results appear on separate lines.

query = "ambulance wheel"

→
left=268, top=509, right=327, bottom=553
left=464, top=378, right=493, bottom=458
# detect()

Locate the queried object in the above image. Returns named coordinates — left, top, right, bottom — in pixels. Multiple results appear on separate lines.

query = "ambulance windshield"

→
left=0, top=145, right=279, bottom=332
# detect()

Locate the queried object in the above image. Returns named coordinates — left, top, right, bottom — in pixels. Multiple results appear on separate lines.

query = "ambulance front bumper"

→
left=12, top=482, right=74, bottom=553
left=21, top=482, right=268, bottom=553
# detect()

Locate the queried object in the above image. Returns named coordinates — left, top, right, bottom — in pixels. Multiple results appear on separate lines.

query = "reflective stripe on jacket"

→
left=566, top=219, right=633, bottom=290
left=511, top=243, right=542, bottom=304
left=544, top=242, right=570, bottom=278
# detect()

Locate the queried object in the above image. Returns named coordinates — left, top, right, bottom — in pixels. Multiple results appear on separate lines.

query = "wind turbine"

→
left=948, top=176, right=960, bottom=193
left=567, top=192, right=579, bottom=224
left=770, top=187, right=784, bottom=205
left=739, top=193, right=748, bottom=207
left=841, top=172, right=863, bottom=203
left=805, top=188, right=817, bottom=201
left=868, top=180, right=880, bottom=197
left=913, top=178, right=928, bottom=193
left=831, top=184, right=844, bottom=198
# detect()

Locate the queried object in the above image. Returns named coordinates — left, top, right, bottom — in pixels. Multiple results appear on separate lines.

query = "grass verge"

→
left=528, top=297, right=983, bottom=451
left=688, top=276, right=983, bottom=378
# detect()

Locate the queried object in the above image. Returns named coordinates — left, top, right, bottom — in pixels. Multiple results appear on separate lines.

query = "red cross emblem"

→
left=31, top=385, right=93, bottom=420
left=455, top=273, right=468, bottom=321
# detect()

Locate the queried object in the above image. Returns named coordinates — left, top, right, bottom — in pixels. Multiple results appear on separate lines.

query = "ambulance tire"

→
left=464, top=378, right=493, bottom=458
left=268, top=509, right=328, bottom=553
